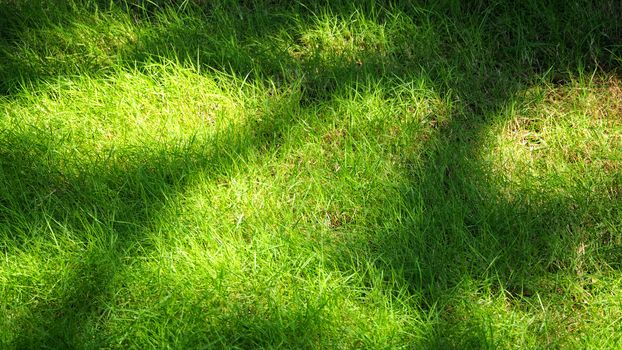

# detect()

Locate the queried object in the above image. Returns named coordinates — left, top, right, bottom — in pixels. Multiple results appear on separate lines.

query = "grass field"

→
left=1, top=1, right=621, bottom=348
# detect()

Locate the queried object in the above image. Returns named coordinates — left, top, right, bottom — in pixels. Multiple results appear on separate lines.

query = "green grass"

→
left=1, top=0, right=621, bottom=348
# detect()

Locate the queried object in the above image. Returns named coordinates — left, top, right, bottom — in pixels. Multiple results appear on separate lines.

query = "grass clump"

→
left=0, top=0, right=621, bottom=348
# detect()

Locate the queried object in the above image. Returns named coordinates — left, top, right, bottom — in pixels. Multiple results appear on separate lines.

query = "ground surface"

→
left=1, top=1, right=621, bottom=348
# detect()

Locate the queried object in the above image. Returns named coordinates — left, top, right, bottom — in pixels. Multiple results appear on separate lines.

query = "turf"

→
left=0, top=0, right=621, bottom=348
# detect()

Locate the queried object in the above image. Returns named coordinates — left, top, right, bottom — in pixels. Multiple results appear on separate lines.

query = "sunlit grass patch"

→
left=468, top=75, right=622, bottom=348
left=486, top=75, right=622, bottom=199
left=4, top=68, right=239, bottom=147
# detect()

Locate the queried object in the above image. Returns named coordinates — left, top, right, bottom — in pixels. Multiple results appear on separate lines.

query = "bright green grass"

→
left=1, top=0, right=621, bottom=348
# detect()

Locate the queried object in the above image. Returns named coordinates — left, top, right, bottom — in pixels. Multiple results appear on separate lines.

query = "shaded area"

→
left=1, top=1, right=620, bottom=98
left=1, top=0, right=621, bottom=348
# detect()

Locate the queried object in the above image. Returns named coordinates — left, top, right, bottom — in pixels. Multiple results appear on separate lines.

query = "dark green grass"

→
left=1, top=0, right=621, bottom=348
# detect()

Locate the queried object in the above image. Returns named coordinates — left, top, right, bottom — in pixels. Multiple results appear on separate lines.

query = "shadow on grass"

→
left=0, top=93, right=300, bottom=347
left=1, top=0, right=621, bottom=347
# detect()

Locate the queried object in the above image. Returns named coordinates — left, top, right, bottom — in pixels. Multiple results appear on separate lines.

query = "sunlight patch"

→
left=485, top=77, right=622, bottom=199
left=0, top=66, right=269, bottom=171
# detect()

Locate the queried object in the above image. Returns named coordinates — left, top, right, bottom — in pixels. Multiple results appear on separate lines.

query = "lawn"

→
left=0, top=0, right=621, bottom=348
